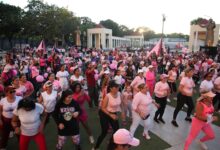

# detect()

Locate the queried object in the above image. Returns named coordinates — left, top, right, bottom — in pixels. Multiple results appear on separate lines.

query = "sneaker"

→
left=158, top=118, right=166, bottom=124
left=89, top=136, right=95, bottom=144
left=185, top=117, right=192, bottom=122
left=196, top=139, right=208, bottom=150
left=154, top=117, right=160, bottom=123
left=171, top=120, right=179, bottom=127
left=167, top=98, right=171, bottom=102
left=143, top=133, right=151, bottom=140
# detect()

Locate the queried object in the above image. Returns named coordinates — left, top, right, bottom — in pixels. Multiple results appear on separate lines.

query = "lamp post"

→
left=161, top=14, right=166, bottom=55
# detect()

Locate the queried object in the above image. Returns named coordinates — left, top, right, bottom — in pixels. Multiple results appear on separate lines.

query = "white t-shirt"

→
left=70, top=75, right=84, bottom=83
left=13, top=103, right=44, bottom=136
left=114, top=75, right=122, bottom=85
left=41, top=90, right=57, bottom=113
left=0, top=96, right=22, bottom=118
left=180, top=77, right=195, bottom=96
left=200, top=80, right=214, bottom=93
left=56, top=71, right=69, bottom=91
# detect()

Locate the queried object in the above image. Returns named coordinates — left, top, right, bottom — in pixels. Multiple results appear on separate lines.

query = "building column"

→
left=101, top=33, right=105, bottom=49
left=193, top=31, right=198, bottom=51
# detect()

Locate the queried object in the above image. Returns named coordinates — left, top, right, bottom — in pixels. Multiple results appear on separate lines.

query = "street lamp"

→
left=162, top=14, right=166, bottom=39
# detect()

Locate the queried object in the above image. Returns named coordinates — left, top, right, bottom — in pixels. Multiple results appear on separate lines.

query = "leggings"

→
left=184, top=117, right=215, bottom=150
left=19, top=132, right=47, bottom=150
left=168, top=81, right=177, bottom=94
left=213, top=92, right=220, bottom=110
left=154, top=96, right=167, bottom=119
left=95, top=110, right=119, bottom=149
left=56, top=135, right=80, bottom=150
left=130, top=111, right=151, bottom=136
left=0, top=116, right=16, bottom=148
left=173, top=93, right=194, bottom=120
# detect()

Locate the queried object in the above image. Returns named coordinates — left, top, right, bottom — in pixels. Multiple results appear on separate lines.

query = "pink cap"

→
left=113, top=129, right=140, bottom=146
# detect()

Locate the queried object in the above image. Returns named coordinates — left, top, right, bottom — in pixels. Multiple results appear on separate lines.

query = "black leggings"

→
left=95, top=110, right=119, bottom=148
left=168, top=82, right=177, bottom=94
left=213, top=92, right=220, bottom=110
left=154, top=96, right=167, bottom=119
left=173, top=93, right=194, bottom=120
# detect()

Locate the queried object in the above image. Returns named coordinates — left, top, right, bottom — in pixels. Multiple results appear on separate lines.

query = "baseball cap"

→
left=148, top=65, right=154, bottom=69
left=113, top=129, right=140, bottom=147
left=201, top=91, right=216, bottom=98
left=160, top=74, right=169, bottom=79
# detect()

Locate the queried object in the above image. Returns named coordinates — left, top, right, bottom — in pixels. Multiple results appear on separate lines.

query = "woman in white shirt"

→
left=0, top=86, right=22, bottom=149
left=172, top=67, right=195, bottom=127
left=130, top=83, right=159, bottom=140
left=200, top=71, right=214, bottom=93
left=168, top=66, right=177, bottom=97
left=154, top=74, right=170, bottom=124
left=70, top=67, right=84, bottom=85
left=11, top=97, right=47, bottom=150
left=39, top=81, right=58, bottom=125
left=56, top=64, right=69, bottom=91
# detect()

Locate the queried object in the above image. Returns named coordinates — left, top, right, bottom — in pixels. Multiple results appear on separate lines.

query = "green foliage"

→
left=0, top=2, right=23, bottom=39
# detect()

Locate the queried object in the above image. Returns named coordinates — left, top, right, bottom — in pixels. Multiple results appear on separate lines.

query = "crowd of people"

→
left=0, top=47, right=219, bottom=150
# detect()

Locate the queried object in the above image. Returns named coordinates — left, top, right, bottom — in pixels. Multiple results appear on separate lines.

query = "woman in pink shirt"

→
left=12, top=76, right=27, bottom=98
left=154, top=74, right=170, bottom=124
left=184, top=91, right=218, bottom=150
left=130, top=69, right=145, bottom=96
left=94, top=80, right=123, bottom=150
left=130, top=83, right=159, bottom=140
left=19, top=74, right=34, bottom=98
left=71, top=83, right=94, bottom=144
left=145, top=65, right=156, bottom=96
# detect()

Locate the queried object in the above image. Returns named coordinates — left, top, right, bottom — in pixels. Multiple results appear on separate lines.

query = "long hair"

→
left=107, top=80, right=119, bottom=93
left=17, top=97, right=36, bottom=111
left=59, top=89, right=73, bottom=102
left=70, top=82, right=82, bottom=93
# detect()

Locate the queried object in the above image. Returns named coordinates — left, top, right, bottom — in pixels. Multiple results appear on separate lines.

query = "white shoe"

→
left=196, top=139, right=208, bottom=150
left=167, top=98, right=171, bottom=102
left=89, top=136, right=95, bottom=144
left=184, top=104, right=188, bottom=108
left=143, top=133, right=151, bottom=140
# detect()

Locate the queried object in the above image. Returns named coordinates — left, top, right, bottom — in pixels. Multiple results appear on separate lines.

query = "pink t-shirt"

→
left=132, top=92, right=153, bottom=116
left=130, top=76, right=145, bottom=95
left=146, top=71, right=155, bottom=83
left=106, top=93, right=121, bottom=113
left=180, top=77, right=195, bottom=96
left=154, top=81, right=170, bottom=98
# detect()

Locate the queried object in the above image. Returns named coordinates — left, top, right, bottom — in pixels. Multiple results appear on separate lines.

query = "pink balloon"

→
left=44, top=73, right=48, bottom=78
left=12, top=69, right=17, bottom=76
left=94, top=74, right=99, bottom=80
left=47, top=67, right=52, bottom=73
left=121, top=78, right=125, bottom=84
left=36, top=75, right=44, bottom=83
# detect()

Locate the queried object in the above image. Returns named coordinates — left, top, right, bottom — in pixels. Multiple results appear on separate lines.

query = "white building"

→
left=189, top=24, right=220, bottom=51
left=87, top=25, right=144, bottom=49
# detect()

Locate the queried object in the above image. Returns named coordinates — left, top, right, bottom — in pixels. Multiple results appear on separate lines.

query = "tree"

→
left=100, top=19, right=122, bottom=36
left=0, top=2, right=23, bottom=47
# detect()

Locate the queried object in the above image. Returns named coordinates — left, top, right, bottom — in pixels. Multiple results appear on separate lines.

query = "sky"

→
left=2, top=0, right=220, bottom=35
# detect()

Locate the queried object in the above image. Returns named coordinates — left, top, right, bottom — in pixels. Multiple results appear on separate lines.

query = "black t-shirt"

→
left=54, top=100, right=81, bottom=136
